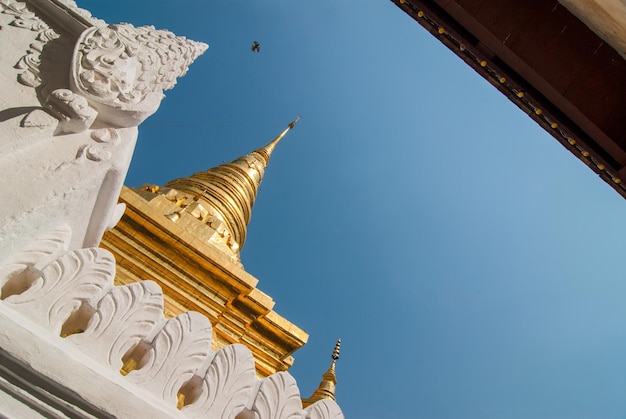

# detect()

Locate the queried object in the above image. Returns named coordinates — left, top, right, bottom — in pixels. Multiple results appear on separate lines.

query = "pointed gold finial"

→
left=163, top=119, right=299, bottom=257
left=302, top=339, right=341, bottom=407
left=257, top=116, right=301, bottom=160
left=289, top=115, right=301, bottom=128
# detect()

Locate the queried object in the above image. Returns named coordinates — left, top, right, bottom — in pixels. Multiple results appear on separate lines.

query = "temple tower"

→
left=100, top=118, right=307, bottom=377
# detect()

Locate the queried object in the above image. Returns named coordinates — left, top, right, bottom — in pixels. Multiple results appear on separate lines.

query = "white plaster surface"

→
left=0, top=386, right=52, bottom=419
left=0, top=123, right=139, bottom=261
left=0, top=3, right=139, bottom=260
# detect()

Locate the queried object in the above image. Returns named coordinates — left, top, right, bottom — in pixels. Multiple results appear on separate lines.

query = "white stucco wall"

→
left=0, top=4, right=137, bottom=261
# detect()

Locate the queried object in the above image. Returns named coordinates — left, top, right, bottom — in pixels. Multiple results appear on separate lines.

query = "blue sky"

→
left=79, top=1, right=626, bottom=418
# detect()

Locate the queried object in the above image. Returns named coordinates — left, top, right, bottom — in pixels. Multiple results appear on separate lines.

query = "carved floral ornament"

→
left=70, top=24, right=208, bottom=127
left=1, top=0, right=60, bottom=88
left=0, top=0, right=47, bottom=31
left=3, top=0, right=206, bottom=130
left=0, top=225, right=344, bottom=419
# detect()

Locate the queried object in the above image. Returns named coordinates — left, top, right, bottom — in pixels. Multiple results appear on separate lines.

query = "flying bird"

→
left=250, top=41, right=260, bottom=53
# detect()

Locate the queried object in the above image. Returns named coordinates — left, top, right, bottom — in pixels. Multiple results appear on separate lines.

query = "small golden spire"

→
left=302, top=339, right=341, bottom=407
left=163, top=118, right=299, bottom=257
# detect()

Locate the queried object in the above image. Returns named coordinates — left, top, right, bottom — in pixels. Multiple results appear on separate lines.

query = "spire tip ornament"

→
left=302, top=339, right=342, bottom=407
left=288, top=115, right=301, bottom=129
left=260, top=116, right=301, bottom=158
left=332, top=338, right=341, bottom=361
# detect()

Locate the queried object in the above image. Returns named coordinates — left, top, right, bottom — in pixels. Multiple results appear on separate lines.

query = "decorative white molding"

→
left=245, top=372, right=305, bottom=419
left=5, top=247, right=114, bottom=333
left=304, top=400, right=345, bottom=419
left=3, top=1, right=206, bottom=130
left=125, top=311, right=213, bottom=406
left=45, top=88, right=98, bottom=133
left=70, top=24, right=208, bottom=127
left=0, top=4, right=207, bottom=258
left=184, top=344, right=256, bottom=416
left=0, top=0, right=59, bottom=88
left=1, top=224, right=71, bottom=270
left=66, top=280, right=165, bottom=370
left=91, top=127, right=120, bottom=144
left=1, top=0, right=47, bottom=31
left=0, top=225, right=344, bottom=418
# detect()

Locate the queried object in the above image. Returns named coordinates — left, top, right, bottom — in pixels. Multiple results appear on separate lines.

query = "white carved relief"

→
left=66, top=280, right=165, bottom=369
left=4, top=247, right=114, bottom=333
left=2, top=1, right=205, bottom=131
left=0, top=224, right=343, bottom=418
left=1, top=224, right=71, bottom=269
left=45, top=88, right=98, bottom=133
left=0, top=0, right=47, bottom=31
left=0, top=17, right=205, bottom=257
left=14, top=45, right=44, bottom=87
left=67, top=128, right=122, bottom=167
left=125, top=311, right=214, bottom=406
left=304, top=400, right=345, bottom=419
left=246, top=372, right=305, bottom=419
left=91, top=127, right=121, bottom=144
left=184, top=344, right=256, bottom=417
left=1, top=0, right=60, bottom=88
left=70, top=24, right=208, bottom=127
left=35, top=27, right=60, bottom=43
left=0, top=225, right=71, bottom=298
left=84, top=144, right=111, bottom=161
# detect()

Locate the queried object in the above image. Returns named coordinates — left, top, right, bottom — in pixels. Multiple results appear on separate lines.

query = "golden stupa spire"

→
left=163, top=117, right=300, bottom=257
left=302, top=339, right=341, bottom=408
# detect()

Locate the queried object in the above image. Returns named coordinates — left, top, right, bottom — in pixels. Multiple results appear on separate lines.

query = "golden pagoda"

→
left=100, top=118, right=307, bottom=378
left=302, top=339, right=342, bottom=407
